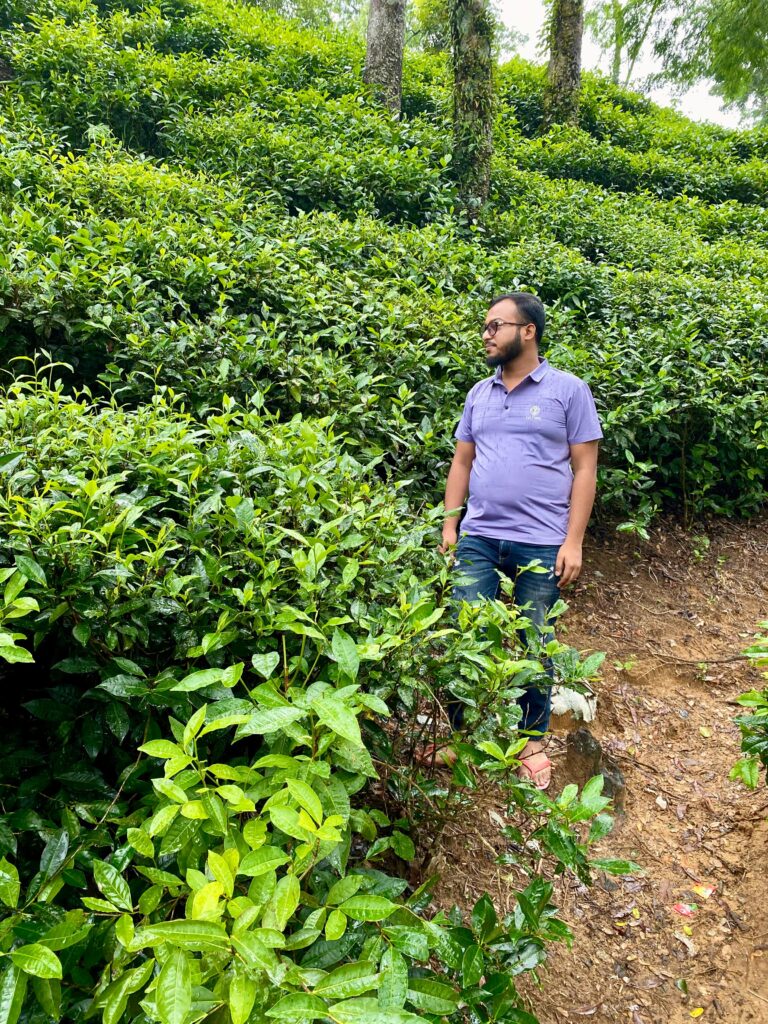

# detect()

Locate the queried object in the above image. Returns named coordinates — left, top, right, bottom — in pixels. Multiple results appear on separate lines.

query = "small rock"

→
left=656, top=795, right=668, bottom=810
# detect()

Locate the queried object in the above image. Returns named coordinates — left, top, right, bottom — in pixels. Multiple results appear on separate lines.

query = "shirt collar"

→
left=492, top=358, right=549, bottom=386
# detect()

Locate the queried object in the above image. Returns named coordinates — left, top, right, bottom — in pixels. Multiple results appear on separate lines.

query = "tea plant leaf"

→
left=156, top=948, right=191, bottom=1024
left=9, top=944, right=62, bottom=980
left=338, top=896, right=398, bottom=922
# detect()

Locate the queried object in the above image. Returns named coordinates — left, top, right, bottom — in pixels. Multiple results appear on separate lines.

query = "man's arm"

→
left=555, top=440, right=599, bottom=588
left=439, top=441, right=475, bottom=554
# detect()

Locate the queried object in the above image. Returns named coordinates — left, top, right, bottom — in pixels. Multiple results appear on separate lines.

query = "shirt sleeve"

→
left=454, top=387, right=476, bottom=442
left=566, top=381, right=603, bottom=444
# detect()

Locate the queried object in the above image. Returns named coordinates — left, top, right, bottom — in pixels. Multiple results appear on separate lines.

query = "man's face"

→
left=483, top=301, right=528, bottom=368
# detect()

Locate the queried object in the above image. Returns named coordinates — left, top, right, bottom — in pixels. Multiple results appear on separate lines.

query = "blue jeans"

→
left=451, top=534, right=562, bottom=735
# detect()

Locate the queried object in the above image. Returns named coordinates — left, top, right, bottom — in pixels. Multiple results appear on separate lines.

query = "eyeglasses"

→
left=481, top=319, right=532, bottom=338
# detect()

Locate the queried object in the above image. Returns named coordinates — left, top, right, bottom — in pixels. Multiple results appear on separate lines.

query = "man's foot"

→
left=517, top=746, right=552, bottom=790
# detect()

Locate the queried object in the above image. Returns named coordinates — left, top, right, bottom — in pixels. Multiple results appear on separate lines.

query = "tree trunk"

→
left=449, top=0, right=494, bottom=214
left=543, top=0, right=584, bottom=126
left=363, top=0, right=407, bottom=117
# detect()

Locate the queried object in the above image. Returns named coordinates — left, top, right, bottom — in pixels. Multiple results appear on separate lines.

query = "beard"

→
left=485, top=333, right=523, bottom=367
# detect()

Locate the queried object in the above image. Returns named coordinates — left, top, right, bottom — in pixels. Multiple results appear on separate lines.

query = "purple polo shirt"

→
left=454, top=358, right=603, bottom=545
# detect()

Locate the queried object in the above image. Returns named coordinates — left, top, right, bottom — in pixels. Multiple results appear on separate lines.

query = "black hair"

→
left=488, top=291, right=545, bottom=347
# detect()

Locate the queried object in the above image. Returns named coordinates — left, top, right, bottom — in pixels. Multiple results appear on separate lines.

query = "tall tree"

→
left=543, top=0, right=584, bottom=126
left=448, top=0, right=495, bottom=212
left=652, top=0, right=768, bottom=122
left=586, top=0, right=667, bottom=85
left=363, top=0, right=408, bottom=116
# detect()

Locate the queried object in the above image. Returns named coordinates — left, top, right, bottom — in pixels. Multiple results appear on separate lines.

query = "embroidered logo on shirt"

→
left=527, top=404, right=541, bottom=420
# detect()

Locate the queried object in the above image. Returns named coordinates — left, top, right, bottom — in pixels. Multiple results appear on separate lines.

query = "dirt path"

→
left=440, top=516, right=768, bottom=1024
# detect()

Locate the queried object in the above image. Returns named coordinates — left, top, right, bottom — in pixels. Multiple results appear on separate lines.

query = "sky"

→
left=497, top=1, right=744, bottom=129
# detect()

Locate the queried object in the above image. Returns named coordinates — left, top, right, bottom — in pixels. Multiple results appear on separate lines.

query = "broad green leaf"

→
left=229, top=971, right=257, bottom=1024
left=126, top=828, right=155, bottom=859
left=271, top=874, right=300, bottom=931
left=0, top=963, right=27, bottom=1024
left=313, top=961, right=380, bottom=999
left=190, top=881, right=224, bottom=921
left=265, top=993, right=329, bottom=1020
left=461, top=944, right=484, bottom=988
left=93, top=861, right=133, bottom=912
left=286, top=779, right=323, bottom=825
left=326, top=875, right=365, bottom=906
left=171, top=668, right=225, bottom=692
left=39, top=831, right=68, bottom=880
left=9, top=944, right=62, bottom=980
left=252, top=652, right=280, bottom=679
left=14, top=556, right=46, bottom=587
left=138, top=740, right=183, bottom=759
left=239, top=846, right=291, bottom=877
left=0, top=860, right=19, bottom=909
left=328, top=996, right=427, bottom=1024
left=378, top=948, right=407, bottom=1010
left=325, top=909, right=347, bottom=941
left=232, top=932, right=279, bottom=972
left=156, top=948, right=191, bottom=1024
left=331, top=630, right=360, bottom=681
left=406, top=977, right=459, bottom=1014
left=589, top=858, right=641, bottom=875
left=207, top=850, right=234, bottom=898
left=269, top=806, right=315, bottom=843
left=236, top=706, right=306, bottom=738
left=339, top=895, right=397, bottom=922
left=132, top=920, right=230, bottom=952
left=31, top=976, right=61, bottom=1021
left=312, top=696, right=362, bottom=746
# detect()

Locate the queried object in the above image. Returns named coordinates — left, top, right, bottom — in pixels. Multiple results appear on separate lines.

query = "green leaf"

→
left=14, top=556, right=46, bottom=587
left=232, top=932, right=278, bottom=972
left=156, top=948, right=191, bottom=1024
left=326, top=875, right=364, bottom=906
left=252, top=652, right=281, bottom=679
left=461, top=944, right=484, bottom=988
left=265, top=993, right=329, bottom=1020
left=39, top=831, right=68, bottom=880
left=208, top=850, right=234, bottom=898
left=314, top=961, right=380, bottom=999
left=0, top=859, right=19, bottom=909
left=171, top=668, right=225, bottom=692
left=589, top=858, right=641, bottom=876
left=579, top=775, right=610, bottom=814
left=132, top=920, right=230, bottom=952
left=328, top=996, right=427, bottom=1024
left=406, top=977, right=459, bottom=1014
left=236, top=706, right=306, bottom=738
left=312, top=695, right=362, bottom=746
left=378, top=947, right=408, bottom=1010
left=325, top=909, right=347, bottom=941
left=93, top=861, right=133, bottom=912
left=229, top=971, right=258, bottom=1024
left=126, top=828, right=155, bottom=859
left=31, top=976, right=61, bottom=1021
left=730, top=756, right=760, bottom=788
left=9, top=944, right=62, bottom=980
left=286, top=778, right=323, bottom=825
left=0, top=963, right=27, bottom=1024
left=271, top=874, right=301, bottom=931
left=332, top=630, right=360, bottom=681
left=339, top=895, right=397, bottom=922
left=138, top=740, right=183, bottom=759
left=269, top=805, right=315, bottom=842
left=239, top=846, right=291, bottom=877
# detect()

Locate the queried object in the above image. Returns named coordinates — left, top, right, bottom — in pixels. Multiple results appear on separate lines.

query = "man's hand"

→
left=439, top=523, right=458, bottom=555
left=555, top=539, right=582, bottom=588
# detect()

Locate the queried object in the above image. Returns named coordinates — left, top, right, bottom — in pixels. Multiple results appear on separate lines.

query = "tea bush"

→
left=0, top=374, right=633, bottom=1023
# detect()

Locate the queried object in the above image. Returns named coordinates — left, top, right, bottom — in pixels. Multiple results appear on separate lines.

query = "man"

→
left=438, top=291, right=602, bottom=789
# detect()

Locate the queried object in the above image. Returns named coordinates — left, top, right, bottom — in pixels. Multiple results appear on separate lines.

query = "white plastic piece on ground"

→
left=550, top=684, right=597, bottom=723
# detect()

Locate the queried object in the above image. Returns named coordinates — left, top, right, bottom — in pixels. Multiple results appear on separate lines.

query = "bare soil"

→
left=436, top=515, right=768, bottom=1024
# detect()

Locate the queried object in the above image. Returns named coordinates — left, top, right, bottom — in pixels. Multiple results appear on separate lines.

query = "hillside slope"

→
left=0, top=0, right=767, bottom=529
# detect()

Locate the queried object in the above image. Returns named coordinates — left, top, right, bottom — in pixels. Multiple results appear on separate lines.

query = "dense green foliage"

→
left=0, top=1, right=764, bottom=1021
left=731, top=622, right=768, bottom=788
